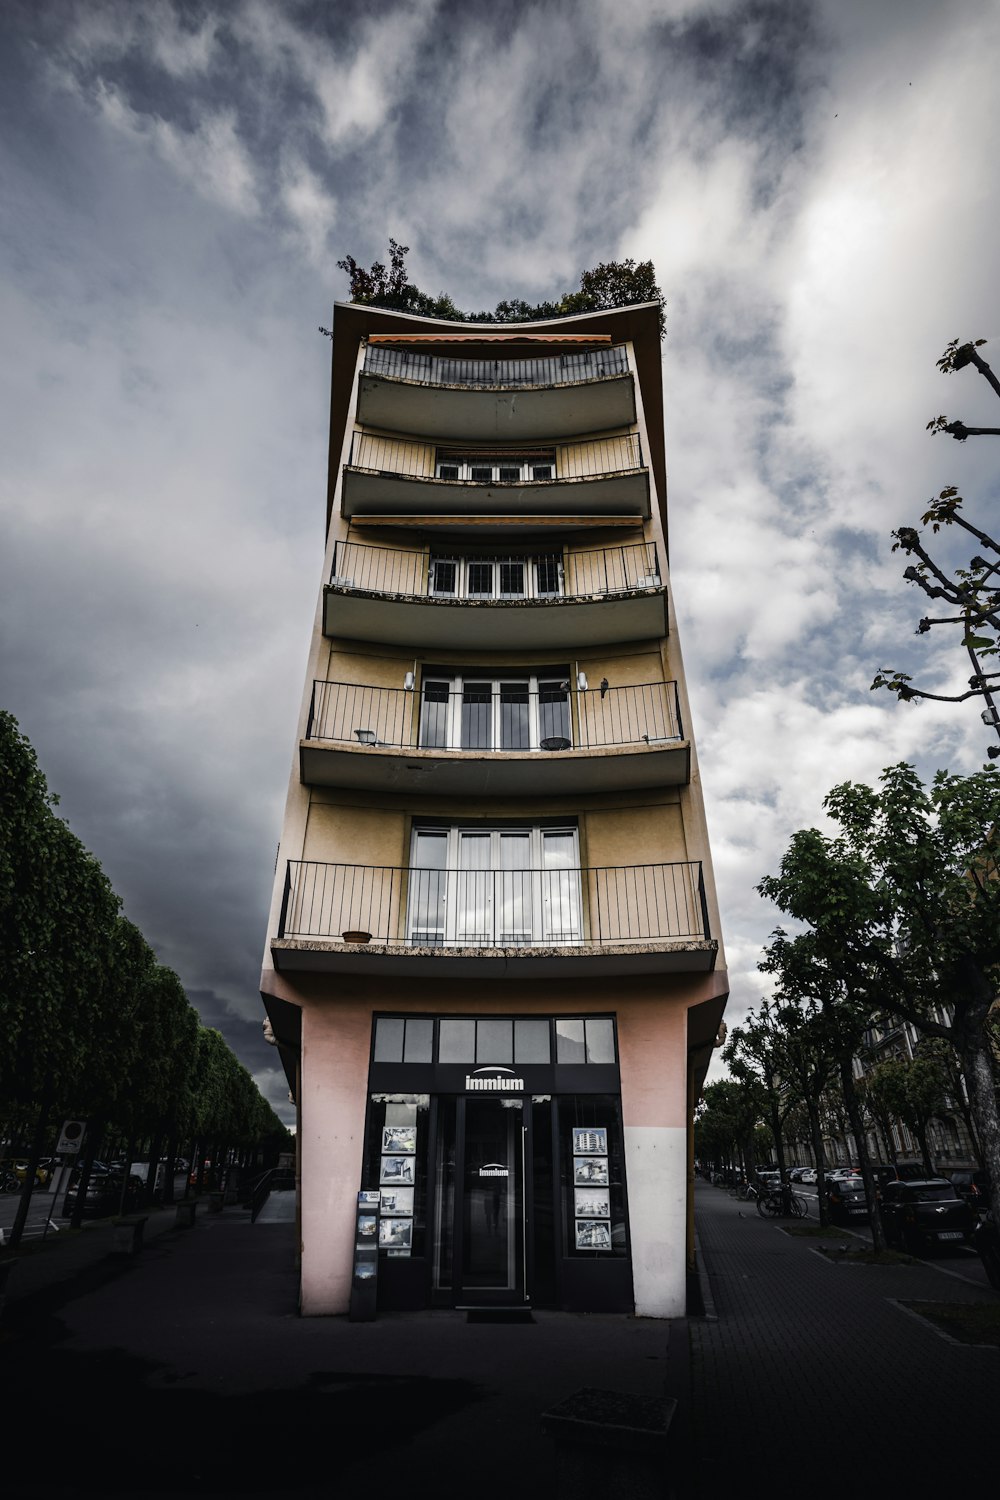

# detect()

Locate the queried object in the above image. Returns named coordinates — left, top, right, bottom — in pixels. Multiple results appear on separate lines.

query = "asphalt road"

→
left=795, top=1183, right=994, bottom=1291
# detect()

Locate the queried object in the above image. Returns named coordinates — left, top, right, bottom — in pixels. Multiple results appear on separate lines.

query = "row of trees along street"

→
left=699, top=339, right=1000, bottom=1242
left=1, top=710, right=288, bottom=1250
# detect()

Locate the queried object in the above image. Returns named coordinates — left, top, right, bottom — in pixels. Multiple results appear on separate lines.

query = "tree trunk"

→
left=959, top=1035, right=1000, bottom=1224
left=7, top=1098, right=49, bottom=1250
left=805, top=1096, right=828, bottom=1226
left=162, top=1136, right=176, bottom=1205
left=143, top=1130, right=164, bottom=1210
left=839, top=1057, right=885, bottom=1250
left=70, top=1119, right=103, bottom=1230
left=914, top=1122, right=935, bottom=1178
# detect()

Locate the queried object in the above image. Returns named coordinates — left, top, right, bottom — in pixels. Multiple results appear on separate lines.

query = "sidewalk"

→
left=0, top=1200, right=683, bottom=1499
left=691, top=1178, right=999, bottom=1494
left=2, top=1185, right=997, bottom=1496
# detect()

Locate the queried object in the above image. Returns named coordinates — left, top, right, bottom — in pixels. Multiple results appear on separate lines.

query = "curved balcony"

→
left=340, top=433, right=649, bottom=523
left=300, top=679, right=688, bottom=795
left=324, top=541, right=666, bottom=649
left=357, top=344, right=636, bottom=442
left=273, top=860, right=715, bottom=977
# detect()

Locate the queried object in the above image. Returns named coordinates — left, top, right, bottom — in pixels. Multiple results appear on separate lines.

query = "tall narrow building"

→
left=261, top=297, right=727, bottom=1316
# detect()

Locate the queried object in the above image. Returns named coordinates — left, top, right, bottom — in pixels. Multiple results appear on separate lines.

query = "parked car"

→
left=0, top=1157, right=51, bottom=1187
left=879, top=1179, right=977, bottom=1254
left=62, top=1163, right=142, bottom=1218
left=787, top=1167, right=810, bottom=1182
left=800, top=1169, right=818, bottom=1184
left=827, top=1178, right=871, bottom=1225
left=868, top=1163, right=925, bottom=1193
left=972, top=1217, right=1000, bottom=1290
left=946, top=1169, right=991, bottom=1212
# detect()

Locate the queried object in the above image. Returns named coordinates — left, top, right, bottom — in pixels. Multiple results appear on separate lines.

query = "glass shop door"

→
left=434, top=1096, right=527, bottom=1304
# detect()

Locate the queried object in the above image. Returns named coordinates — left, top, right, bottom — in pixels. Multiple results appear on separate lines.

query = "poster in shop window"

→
left=380, top=1154, right=416, bottom=1185
left=573, top=1156, right=609, bottom=1186
left=572, top=1127, right=607, bottom=1156
left=379, top=1217, right=413, bottom=1250
left=575, top=1219, right=612, bottom=1250
left=574, top=1187, right=610, bottom=1218
left=382, top=1125, right=417, bottom=1155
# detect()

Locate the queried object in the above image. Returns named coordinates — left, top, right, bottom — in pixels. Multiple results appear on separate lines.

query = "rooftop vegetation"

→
left=333, top=239, right=666, bottom=338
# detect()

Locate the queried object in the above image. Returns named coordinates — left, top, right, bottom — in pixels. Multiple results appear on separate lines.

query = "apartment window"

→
left=408, top=824, right=581, bottom=946
left=429, top=553, right=562, bottom=601
left=418, top=670, right=571, bottom=751
left=435, top=450, right=556, bottom=483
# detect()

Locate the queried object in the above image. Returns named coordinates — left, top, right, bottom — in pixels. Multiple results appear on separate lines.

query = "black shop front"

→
left=359, top=1014, right=634, bottom=1313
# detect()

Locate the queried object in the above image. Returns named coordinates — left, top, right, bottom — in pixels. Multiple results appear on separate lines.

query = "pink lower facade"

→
left=263, top=965, right=726, bottom=1318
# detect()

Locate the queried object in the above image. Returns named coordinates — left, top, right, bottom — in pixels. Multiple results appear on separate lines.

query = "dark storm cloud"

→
left=2, top=0, right=998, bottom=1116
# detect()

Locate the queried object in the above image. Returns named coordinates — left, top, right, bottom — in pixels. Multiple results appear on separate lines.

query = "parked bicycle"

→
left=757, top=1182, right=808, bottom=1218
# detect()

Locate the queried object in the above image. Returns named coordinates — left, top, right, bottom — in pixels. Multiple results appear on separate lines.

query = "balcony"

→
left=324, top=541, right=666, bottom=649
left=357, top=344, right=636, bottom=443
left=340, top=433, right=650, bottom=524
left=272, top=860, right=716, bottom=977
left=300, top=679, right=688, bottom=795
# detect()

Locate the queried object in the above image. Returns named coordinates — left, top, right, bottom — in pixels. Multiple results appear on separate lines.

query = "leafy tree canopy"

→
left=331, top=239, right=666, bottom=338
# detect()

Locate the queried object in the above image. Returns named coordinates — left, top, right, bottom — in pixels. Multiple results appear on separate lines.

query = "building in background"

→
left=260, top=298, right=728, bottom=1315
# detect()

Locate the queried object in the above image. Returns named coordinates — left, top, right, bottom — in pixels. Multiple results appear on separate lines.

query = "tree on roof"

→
left=331, top=240, right=666, bottom=338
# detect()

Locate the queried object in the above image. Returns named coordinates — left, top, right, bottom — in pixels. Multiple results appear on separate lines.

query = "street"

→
left=793, top=1183, right=994, bottom=1292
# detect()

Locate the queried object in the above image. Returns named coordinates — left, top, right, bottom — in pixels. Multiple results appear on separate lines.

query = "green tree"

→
left=332, top=241, right=666, bottom=338
left=872, top=338, right=1000, bottom=752
left=695, top=1079, right=766, bottom=1183
left=864, top=1044, right=951, bottom=1176
left=760, top=762, right=1000, bottom=1247
left=724, top=1003, right=802, bottom=1206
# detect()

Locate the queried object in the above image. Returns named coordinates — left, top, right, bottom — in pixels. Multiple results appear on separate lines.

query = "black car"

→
left=868, top=1163, right=925, bottom=1193
left=946, top=1169, right=991, bottom=1212
left=826, top=1178, right=870, bottom=1225
left=973, top=1217, right=1000, bottom=1289
left=62, top=1163, right=142, bottom=1218
left=879, top=1179, right=977, bottom=1254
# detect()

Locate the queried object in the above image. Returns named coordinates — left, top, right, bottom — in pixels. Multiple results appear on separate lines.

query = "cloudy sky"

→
left=3, top=0, right=999, bottom=1118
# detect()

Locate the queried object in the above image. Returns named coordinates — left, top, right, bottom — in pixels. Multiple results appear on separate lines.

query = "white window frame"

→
left=435, top=455, right=555, bottom=483
left=407, top=825, right=582, bottom=947
left=417, top=672, right=572, bottom=752
left=428, top=553, right=563, bottom=601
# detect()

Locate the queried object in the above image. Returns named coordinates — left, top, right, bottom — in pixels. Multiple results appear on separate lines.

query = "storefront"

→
left=361, top=1013, right=633, bottom=1312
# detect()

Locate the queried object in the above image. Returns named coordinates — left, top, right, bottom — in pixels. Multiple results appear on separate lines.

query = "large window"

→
left=408, top=824, right=581, bottom=946
left=419, top=670, right=570, bottom=751
left=429, top=554, right=562, bottom=602
left=435, top=451, right=555, bottom=483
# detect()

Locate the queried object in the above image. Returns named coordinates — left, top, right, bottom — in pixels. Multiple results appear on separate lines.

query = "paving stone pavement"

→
left=691, top=1178, right=999, bottom=1496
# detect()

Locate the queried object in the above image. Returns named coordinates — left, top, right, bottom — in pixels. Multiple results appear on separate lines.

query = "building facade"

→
left=260, top=298, right=728, bottom=1316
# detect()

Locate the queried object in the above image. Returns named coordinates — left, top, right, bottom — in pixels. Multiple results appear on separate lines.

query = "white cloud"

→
left=92, top=81, right=259, bottom=216
left=5, top=0, right=1000, bottom=1094
left=279, top=154, right=337, bottom=267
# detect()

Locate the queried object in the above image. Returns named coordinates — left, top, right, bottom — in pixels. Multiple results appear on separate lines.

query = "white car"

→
left=800, top=1169, right=818, bottom=1184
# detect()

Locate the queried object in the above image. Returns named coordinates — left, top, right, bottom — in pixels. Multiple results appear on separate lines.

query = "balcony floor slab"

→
left=299, top=739, right=690, bottom=795
left=323, top=587, right=668, bottom=649
left=271, top=938, right=717, bottom=977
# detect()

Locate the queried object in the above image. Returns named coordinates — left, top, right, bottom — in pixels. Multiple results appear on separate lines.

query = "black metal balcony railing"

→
left=328, top=541, right=661, bottom=600
left=279, top=861, right=709, bottom=947
left=347, top=431, right=643, bottom=480
left=306, top=680, right=682, bottom=751
left=363, top=344, right=630, bottom=388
